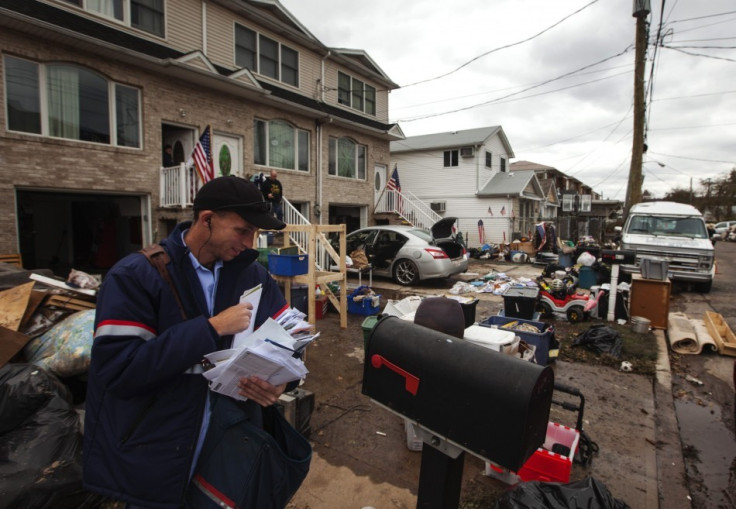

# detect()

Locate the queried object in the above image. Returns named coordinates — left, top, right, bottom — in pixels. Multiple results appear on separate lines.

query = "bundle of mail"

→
left=201, top=284, right=319, bottom=402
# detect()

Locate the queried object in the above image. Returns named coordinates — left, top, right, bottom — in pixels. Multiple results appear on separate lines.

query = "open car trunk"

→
left=431, top=217, right=465, bottom=259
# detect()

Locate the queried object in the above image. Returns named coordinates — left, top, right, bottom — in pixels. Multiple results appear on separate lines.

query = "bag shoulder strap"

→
left=139, top=244, right=188, bottom=320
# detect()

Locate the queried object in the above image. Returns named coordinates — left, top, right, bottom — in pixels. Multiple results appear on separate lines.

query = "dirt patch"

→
left=290, top=259, right=660, bottom=507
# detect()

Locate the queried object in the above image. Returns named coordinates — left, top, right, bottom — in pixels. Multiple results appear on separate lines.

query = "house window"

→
left=61, top=0, right=164, bottom=37
left=234, top=25, right=257, bottom=70
left=336, top=71, right=376, bottom=116
left=235, top=24, right=299, bottom=87
left=253, top=119, right=309, bottom=172
left=500, top=157, right=506, bottom=172
left=444, top=150, right=459, bottom=167
left=328, top=137, right=366, bottom=179
left=485, top=151, right=492, bottom=168
left=4, top=56, right=141, bottom=147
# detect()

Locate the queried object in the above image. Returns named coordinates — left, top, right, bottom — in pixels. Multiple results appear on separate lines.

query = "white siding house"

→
left=390, top=126, right=545, bottom=247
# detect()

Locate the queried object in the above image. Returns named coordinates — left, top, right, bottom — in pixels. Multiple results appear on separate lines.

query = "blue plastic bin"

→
left=479, top=315, right=554, bottom=365
left=268, top=253, right=308, bottom=276
left=348, top=285, right=380, bottom=315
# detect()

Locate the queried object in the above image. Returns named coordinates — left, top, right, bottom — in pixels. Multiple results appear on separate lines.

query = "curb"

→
left=653, top=329, right=692, bottom=508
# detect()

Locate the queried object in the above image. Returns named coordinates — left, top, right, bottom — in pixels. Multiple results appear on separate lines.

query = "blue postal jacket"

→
left=83, top=222, right=288, bottom=508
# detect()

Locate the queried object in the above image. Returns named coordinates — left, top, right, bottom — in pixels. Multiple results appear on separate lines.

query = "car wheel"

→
left=538, top=301, right=554, bottom=318
left=695, top=280, right=713, bottom=293
left=566, top=305, right=585, bottom=324
left=393, top=259, right=419, bottom=285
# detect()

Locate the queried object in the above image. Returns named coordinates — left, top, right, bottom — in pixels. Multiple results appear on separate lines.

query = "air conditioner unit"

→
left=430, top=201, right=447, bottom=213
left=460, top=146, right=475, bottom=158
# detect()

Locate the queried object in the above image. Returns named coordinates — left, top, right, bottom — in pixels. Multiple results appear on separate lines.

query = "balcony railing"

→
left=160, top=163, right=201, bottom=208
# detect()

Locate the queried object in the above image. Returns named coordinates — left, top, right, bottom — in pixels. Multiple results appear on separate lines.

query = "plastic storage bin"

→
left=315, top=295, right=329, bottom=319
left=460, top=298, right=479, bottom=327
left=479, top=315, right=554, bottom=365
left=463, top=325, right=517, bottom=352
left=349, top=286, right=381, bottom=316
left=290, top=284, right=308, bottom=314
left=361, top=315, right=379, bottom=348
left=485, top=421, right=580, bottom=484
left=502, top=287, right=539, bottom=320
left=349, top=296, right=381, bottom=315
left=268, top=253, right=308, bottom=276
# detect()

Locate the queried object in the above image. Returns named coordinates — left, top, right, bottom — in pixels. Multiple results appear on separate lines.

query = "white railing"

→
left=281, top=198, right=339, bottom=273
left=374, top=188, right=442, bottom=230
left=160, top=163, right=201, bottom=208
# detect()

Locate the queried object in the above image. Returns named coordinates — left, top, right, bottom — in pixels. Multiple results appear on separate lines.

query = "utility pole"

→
left=624, top=0, right=650, bottom=217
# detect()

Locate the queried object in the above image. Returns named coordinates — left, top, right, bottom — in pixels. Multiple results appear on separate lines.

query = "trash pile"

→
left=0, top=265, right=100, bottom=508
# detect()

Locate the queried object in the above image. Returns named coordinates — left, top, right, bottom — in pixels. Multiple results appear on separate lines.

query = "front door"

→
left=374, top=164, right=387, bottom=206
left=213, top=133, right=242, bottom=177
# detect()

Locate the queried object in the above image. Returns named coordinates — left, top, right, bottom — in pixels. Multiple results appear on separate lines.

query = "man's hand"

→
left=237, top=376, right=287, bottom=406
left=209, top=302, right=253, bottom=336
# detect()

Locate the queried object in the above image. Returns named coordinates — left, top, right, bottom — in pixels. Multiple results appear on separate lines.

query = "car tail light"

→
left=425, top=248, right=449, bottom=259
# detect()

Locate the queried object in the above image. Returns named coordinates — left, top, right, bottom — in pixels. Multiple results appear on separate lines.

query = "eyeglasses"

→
left=213, top=201, right=271, bottom=213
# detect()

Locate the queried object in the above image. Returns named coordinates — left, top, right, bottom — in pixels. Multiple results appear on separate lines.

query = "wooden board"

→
left=0, top=325, right=30, bottom=367
left=703, top=311, right=736, bottom=357
left=0, top=281, right=35, bottom=331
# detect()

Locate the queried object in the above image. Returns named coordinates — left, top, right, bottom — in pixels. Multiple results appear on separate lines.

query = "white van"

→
left=621, top=201, right=715, bottom=292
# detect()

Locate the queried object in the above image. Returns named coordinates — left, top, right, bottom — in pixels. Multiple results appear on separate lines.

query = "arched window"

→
left=4, top=56, right=140, bottom=147
left=253, top=119, right=309, bottom=172
left=328, top=137, right=366, bottom=179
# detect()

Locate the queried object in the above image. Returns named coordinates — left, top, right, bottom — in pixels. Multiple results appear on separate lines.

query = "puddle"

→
left=674, top=398, right=736, bottom=507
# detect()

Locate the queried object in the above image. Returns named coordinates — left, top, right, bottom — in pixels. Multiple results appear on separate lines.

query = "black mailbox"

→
left=601, top=249, right=635, bottom=264
left=362, top=316, right=554, bottom=471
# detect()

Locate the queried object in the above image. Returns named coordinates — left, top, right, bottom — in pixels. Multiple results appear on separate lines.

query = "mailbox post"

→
left=363, top=316, right=555, bottom=508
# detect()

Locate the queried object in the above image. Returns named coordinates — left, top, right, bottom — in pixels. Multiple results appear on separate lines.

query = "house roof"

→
left=477, top=171, right=543, bottom=199
left=0, top=0, right=401, bottom=138
left=391, top=126, right=514, bottom=157
left=509, top=160, right=557, bottom=172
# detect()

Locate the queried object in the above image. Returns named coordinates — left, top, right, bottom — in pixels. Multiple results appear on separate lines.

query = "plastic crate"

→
left=348, top=296, right=380, bottom=315
left=268, top=253, right=308, bottom=276
left=479, top=316, right=554, bottom=365
left=484, top=421, right=580, bottom=485
left=361, top=315, right=379, bottom=348
left=315, top=295, right=329, bottom=319
left=517, top=422, right=580, bottom=483
left=502, top=287, right=539, bottom=320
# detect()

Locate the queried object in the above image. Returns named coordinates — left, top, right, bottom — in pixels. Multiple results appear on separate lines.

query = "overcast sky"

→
left=280, top=0, right=736, bottom=201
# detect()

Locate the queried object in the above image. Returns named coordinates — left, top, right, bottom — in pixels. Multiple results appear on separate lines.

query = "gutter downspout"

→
left=202, top=2, right=207, bottom=55
left=317, top=51, right=331, bottom=224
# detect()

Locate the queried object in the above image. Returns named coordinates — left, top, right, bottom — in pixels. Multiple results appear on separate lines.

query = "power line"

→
left=396, top=46, right=632, bottom=122
left=661, top=44, right=736, bottom=62
left=648, top=151, right=735, bottom=164
left=400, top=0, right=600, bottom=88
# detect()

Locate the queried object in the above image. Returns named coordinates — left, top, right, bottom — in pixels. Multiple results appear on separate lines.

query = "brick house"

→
left=0, top=0, right=402, bottom=275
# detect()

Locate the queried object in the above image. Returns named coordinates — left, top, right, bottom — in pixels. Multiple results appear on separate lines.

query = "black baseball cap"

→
left=193, top=176, right=286, bottom=230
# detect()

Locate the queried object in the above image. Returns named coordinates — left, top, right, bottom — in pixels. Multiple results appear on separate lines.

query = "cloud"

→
left=281, top=0, right=736, bottom=200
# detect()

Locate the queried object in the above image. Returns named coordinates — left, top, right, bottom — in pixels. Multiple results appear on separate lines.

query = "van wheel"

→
left=695, top=280, right=712, bottom=293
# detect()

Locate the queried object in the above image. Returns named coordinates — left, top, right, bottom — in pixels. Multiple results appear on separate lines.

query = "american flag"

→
left=188, top=125, right=214, bottom=184
left=387, top=165, right=402, bottom=213
left=500, top=206, right=506, bottom=216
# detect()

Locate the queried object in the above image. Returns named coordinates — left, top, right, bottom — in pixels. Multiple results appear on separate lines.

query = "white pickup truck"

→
left=621, top=201, right=715, bottom=293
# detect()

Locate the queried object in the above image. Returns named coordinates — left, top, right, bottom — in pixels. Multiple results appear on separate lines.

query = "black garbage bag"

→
left=571, top=324, right=623, bottom=358
left=0, top=364, right=100, bottom=509
left=494, top=476, right=630, bottom=509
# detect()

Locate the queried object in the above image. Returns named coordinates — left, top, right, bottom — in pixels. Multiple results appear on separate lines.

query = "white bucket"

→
left=631, top=316, right=651, bottom=334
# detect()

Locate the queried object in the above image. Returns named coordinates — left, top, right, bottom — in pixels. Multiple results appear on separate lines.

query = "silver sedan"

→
left=344, top=218, right=468, bottom=286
